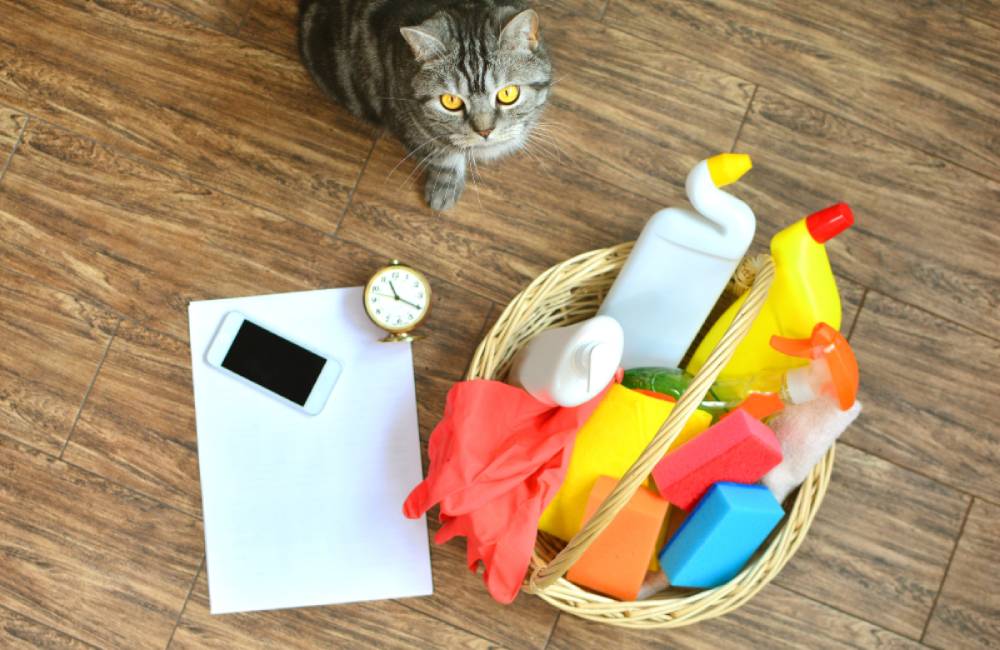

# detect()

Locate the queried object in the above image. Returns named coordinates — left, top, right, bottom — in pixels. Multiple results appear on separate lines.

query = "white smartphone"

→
left=205, top=311, right=342, bottom=416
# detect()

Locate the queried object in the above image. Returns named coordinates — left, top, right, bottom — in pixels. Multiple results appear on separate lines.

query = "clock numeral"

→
left=391, top=271, right=400, bottom=279
left=375, top=308, right=382, bottom=315
left=407, top=313, right=414, bottom=321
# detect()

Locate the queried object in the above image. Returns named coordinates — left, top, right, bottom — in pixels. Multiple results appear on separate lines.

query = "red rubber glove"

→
left=403, top=379, right=612, bottom=603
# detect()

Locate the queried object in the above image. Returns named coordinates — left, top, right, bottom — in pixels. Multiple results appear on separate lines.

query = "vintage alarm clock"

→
left=363, top=260, right=432, bottom=342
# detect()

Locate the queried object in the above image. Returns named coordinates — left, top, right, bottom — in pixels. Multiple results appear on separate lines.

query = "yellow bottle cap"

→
left=707, top=153, right=753, bottom=187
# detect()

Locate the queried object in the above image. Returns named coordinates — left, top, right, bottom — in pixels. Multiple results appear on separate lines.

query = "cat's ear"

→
left=499, top=9, right=540, bottom=52
left=401, top=17, right=449, bottom=62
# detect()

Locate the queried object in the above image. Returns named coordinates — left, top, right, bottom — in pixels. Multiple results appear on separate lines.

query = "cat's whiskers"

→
left=388, top=134, right=450, bottom=180
left=465, top=148, right=485, bottom=213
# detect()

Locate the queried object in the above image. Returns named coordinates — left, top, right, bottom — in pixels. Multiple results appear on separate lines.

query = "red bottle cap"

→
left=805, top=203, right=854, bottom=243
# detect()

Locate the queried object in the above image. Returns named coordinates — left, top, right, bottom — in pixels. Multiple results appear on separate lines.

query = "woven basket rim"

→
left=465, top=243, right=834, bottom=629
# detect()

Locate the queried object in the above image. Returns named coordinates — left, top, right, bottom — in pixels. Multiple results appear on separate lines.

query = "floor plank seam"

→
left=848, top=285, right=999, bottom=344
left=598, top=0, right=611, bottom=23
left=234, top=0, right=258, bottom=37
left=845, top=287, right=869, bottom=341
left=775, top=583, right=923, bottom=642
left=464, top=302, right=498, bottom=375
left=919, top=498, right=974, bottom=644
left=597, top=22, right=1000, bottom=185
left=0, top=113, right=29, bottom=186
left=0, top=427, right=203, bottom=524
left=837, top=441, right=997, bottom=505
left=163, top=555, right=205, bottom=650
left=729, top=85, right=759, bottom=154
left=58, top=318, right=122, bottom=460
left=333, top=131, right=383, bottom=237
left=541, top=611, right=560, bottom=650
left=392, top=598, right=507, bottom=648
left=0, top=601, right=101, bottom=650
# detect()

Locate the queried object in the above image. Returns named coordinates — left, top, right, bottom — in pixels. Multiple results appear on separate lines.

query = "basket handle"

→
left=529, top=255, right=777, bottom=592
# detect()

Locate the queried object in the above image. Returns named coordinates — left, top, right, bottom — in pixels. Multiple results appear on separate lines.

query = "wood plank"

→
left=547, top=583, right=922, bottom=649
left=241, top=0, right=609, bottom=60
left=0, top=605, right=96, bottom=650
left=605, top=0, right=1000, bottom=178
left=539, top=14, right=753, bottom=206
left=0, top=271, right=118, bottom=454
left=238, top=0, right=298, bottom=58
left=0, top=435, right=202, bottom=650
left=729, top=87, right=999, bottom=334
left=0, top=120, right=488, bottom=343
left=170, top=569, right=501, bottom=650
left=924, top=499, right=1000, bottom=649
left=339, top=135, right=660, bottom=304
left=159, top=0, right=253, bottom=34
left=0, top=107, right=25, bottom=168
left=774, top=445, right=969, bottom=638
left=0, top=0, right=375, bottom=230
left=846, top=291, right=1000, bottom=502
left=405, top=519, right=560, bottom=650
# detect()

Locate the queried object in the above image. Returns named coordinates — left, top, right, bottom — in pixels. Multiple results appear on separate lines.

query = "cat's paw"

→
left=424, top=171, right=465, bottom=211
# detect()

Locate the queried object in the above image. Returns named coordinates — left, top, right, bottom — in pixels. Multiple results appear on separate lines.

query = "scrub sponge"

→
left=660, top=482, right=783, bottom=588
left=566, top=476, right=669, bottom=601
left=651, top=409, right=782, bottom=511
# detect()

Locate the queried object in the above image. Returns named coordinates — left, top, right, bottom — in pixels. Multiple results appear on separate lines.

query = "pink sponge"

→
left=651, top=409, right=782, bottom=511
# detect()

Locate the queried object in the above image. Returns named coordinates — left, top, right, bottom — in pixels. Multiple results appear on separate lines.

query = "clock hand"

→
left=398, top=298, right=422, bottom=310
left=388, top=281, right=401, bottom=300
left=375, top=291, right=397, bottom=300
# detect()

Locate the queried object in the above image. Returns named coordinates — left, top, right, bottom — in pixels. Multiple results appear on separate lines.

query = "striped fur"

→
left=300, top=0, right=552, bottom=210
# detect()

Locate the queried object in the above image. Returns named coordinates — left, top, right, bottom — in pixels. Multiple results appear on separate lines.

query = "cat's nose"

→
left=476, top=128, right=493, bottom=139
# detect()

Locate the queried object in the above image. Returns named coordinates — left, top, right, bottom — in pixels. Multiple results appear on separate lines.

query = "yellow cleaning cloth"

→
left=539, top=384, right=712, bottom=542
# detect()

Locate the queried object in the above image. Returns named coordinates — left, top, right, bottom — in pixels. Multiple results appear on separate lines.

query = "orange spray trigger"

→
left=770, top=323, right=859, bottom=410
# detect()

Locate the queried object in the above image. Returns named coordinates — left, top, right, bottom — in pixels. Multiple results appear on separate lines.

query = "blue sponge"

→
left=659, top=482, right=784, bottom=588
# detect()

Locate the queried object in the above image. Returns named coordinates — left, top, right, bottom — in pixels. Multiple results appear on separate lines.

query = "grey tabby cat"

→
left=299, top=0, right=552, bottom=210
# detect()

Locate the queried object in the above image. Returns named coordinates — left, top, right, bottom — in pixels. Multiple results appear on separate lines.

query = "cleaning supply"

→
left=713, top=322, right=859, bottom=410
left=539, top=384, right=712, bottom=541
left=659, top=482, right=784, bottom=588
left=402, top=379, right=612, bottom=604
left=763, top=395, right=862, bottom=502
left=687, top=203, right=855, bottom=382
left=599, top=153, right=756, bottom=369
left=509, top=315, right=625, bottom=407
left=651, top=409, right=782, bottom=511
left=566, top=476, right=669, bottom=601
left=622, top=367, right=729, bottom=420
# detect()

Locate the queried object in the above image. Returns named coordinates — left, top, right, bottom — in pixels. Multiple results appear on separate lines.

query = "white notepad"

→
left=188, top=287, right=432, bottom=614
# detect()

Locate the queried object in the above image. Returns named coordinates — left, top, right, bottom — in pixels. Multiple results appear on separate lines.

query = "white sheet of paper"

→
left=188, top=287, right=432, bottom=614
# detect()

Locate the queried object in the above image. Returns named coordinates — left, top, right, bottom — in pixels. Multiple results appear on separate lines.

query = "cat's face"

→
left=401, top=8, right=551, bottom=159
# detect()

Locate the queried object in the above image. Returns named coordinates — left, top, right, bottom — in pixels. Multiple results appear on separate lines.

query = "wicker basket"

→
left=466, top=243, right=835, bottom=629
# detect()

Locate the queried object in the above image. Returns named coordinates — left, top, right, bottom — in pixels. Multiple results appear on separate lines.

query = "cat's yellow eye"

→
left=440, top=94, right=464, bottom=111
left=496, top=85, right=520, bottom=105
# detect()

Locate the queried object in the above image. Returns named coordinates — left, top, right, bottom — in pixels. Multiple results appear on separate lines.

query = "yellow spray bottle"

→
left=686, top=203, right=855, bottom=381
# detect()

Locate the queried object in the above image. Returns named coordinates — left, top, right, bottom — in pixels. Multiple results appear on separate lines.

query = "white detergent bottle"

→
left=509, top=315, right=624, bottom=407
left=599, top=153, right=756, bottom=369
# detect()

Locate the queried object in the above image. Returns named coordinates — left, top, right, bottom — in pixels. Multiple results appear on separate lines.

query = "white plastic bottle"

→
left=508, top=315, right=624, bottom=407
left=598, top=153, right=756, bottom=369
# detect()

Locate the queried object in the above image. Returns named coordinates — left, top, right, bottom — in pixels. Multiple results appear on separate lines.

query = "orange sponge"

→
left=566, top=476, right=669, bottom=601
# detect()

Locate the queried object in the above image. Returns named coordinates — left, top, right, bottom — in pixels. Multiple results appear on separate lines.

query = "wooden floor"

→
left=1, top=0, right=997, bottom=647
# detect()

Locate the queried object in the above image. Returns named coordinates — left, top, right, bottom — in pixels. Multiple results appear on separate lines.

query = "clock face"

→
left=364, top=266, right=431, bottom=332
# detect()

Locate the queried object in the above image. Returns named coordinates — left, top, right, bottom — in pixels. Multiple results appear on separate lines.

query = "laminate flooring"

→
left=0, top=0, right=997, bottom=647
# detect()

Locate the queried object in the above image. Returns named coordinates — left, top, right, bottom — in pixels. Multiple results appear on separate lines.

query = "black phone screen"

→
left=221, top=320, right=327, bottom=406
